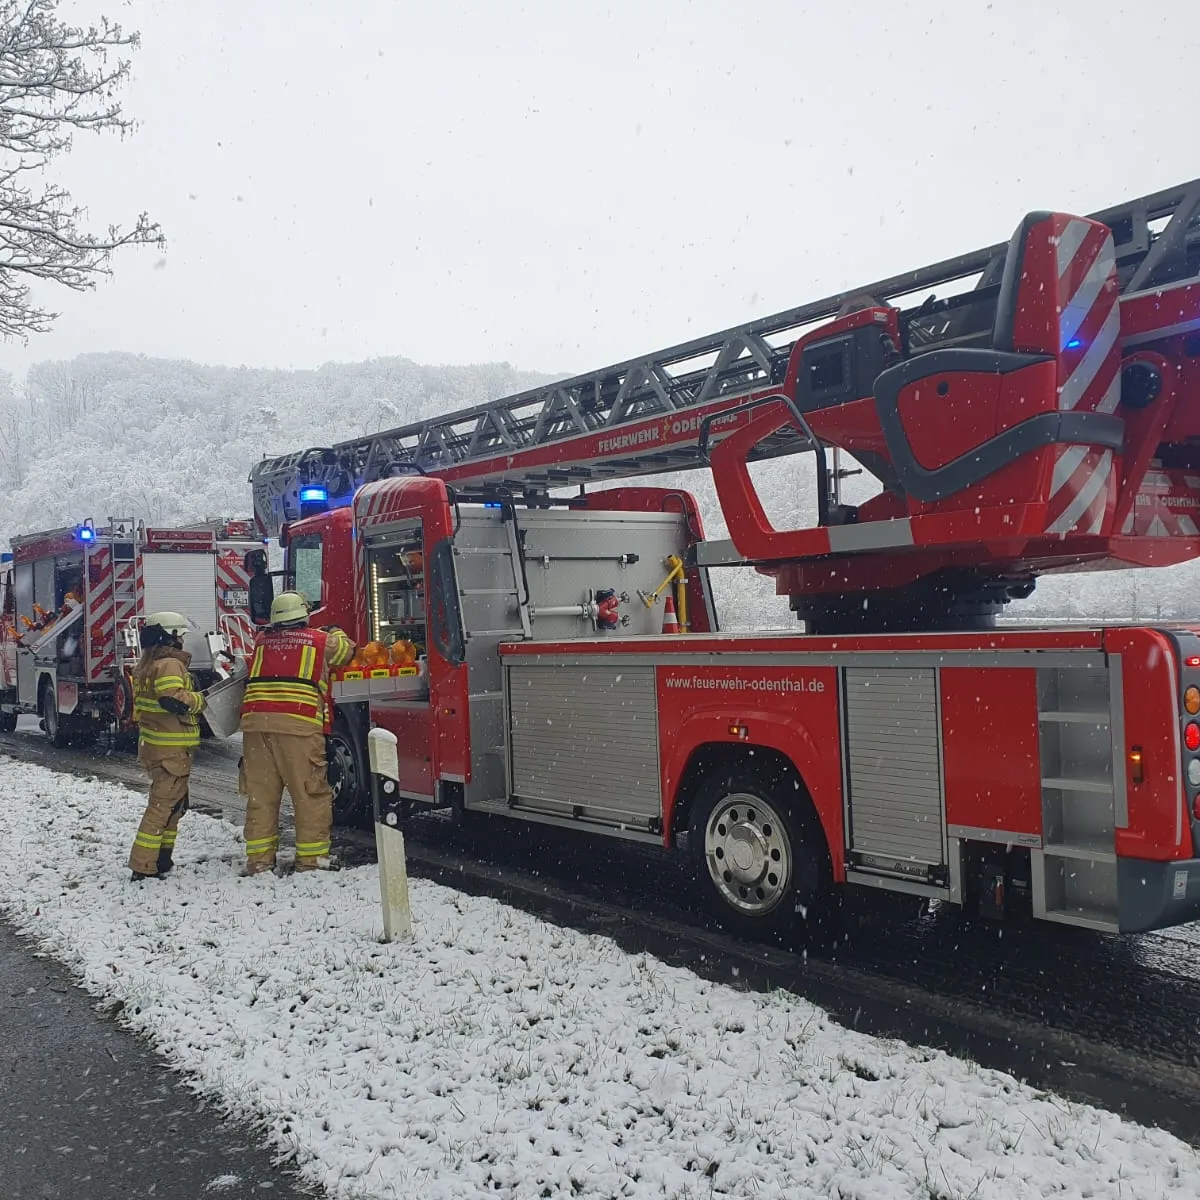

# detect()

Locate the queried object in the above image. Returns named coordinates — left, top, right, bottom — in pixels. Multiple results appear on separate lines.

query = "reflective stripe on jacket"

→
left=132, top=647, right=204, bottom=749
left=240, top=625, right=355, bottom=735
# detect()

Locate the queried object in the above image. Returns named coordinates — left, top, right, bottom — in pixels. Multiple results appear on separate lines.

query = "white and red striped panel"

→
left=1121, top=470, right=1200, bottom=538
left=114, top=560, right=136, bottom=661
left=84, top=548, right=136, bottom=683
left=1041, top=215, right=1122, bottom=537
left=134, top=549, right=144, bottom=634
left=216, top=549, right=256, bottom=660
left=84, top=546, right=113, bottom=682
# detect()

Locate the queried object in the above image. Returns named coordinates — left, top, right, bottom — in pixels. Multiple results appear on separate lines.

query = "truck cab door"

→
left=427, top=534, right=469, bottom=786
left=364, top=522, right=439, bottom=799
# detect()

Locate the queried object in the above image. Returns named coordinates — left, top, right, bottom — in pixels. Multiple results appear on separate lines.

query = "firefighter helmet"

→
left=269, top=591, right=311, bottom=627
left=142, top=611, right=190, bottom=648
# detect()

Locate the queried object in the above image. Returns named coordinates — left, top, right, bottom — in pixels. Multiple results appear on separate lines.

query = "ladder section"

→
left=249, top=180, right=1200, bottom=537
left=1033, top=665, right=1120, bottom=932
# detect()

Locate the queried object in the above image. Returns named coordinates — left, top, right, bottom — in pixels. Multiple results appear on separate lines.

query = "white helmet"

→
left=143, top=611, right=190, bottom=640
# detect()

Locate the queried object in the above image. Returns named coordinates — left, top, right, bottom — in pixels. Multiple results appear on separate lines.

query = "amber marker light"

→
left=1129, top=746, right=1145, bottom=785
left=1185, top=686, right=1200, bottom=715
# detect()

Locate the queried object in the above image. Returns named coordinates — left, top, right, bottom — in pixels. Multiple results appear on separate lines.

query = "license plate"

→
left=224, top=589, right=250, bottom=607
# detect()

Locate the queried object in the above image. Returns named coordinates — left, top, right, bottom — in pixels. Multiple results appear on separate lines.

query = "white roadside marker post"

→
left=368, top=727, right=412, bottom=942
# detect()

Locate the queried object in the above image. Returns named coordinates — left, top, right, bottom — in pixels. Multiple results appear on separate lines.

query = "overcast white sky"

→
left=3, top=0, right=1196, bottom=381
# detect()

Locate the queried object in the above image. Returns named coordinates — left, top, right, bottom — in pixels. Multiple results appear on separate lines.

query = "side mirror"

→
left=248, top=573, right=275, bottom=625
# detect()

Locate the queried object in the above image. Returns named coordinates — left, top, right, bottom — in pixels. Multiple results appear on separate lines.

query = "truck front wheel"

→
left=688, top=768, right=827, bottom=942
left=41, top=684, right=72, bottom=748
left=327, top=717, right=369, bottom=828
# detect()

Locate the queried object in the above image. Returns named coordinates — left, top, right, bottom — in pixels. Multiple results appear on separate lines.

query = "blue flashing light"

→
left=484, top=501, right=503, bottom=509
left=299, top=486, right=328, bottom=503
left=78, top=526, right=95, bottom=542
left=1065, top=337, right=1082, bottom=350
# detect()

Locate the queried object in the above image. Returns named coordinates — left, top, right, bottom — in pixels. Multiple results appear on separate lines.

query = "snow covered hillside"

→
left=2, top=350, right=1199, bottom=628
left=0, top=756, right=1197, bottom=1199
left=0, top=353, right=554, bottom=541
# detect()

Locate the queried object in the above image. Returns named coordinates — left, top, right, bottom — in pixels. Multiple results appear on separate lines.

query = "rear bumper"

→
left=1119, top=856, right=1200, bottom=932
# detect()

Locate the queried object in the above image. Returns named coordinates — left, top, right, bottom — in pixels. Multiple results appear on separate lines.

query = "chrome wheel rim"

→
left=703, top=792, right=792, bottom=916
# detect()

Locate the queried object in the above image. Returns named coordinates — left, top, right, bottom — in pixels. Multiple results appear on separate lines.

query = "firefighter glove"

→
left=158, top=695, right=191, bottom=716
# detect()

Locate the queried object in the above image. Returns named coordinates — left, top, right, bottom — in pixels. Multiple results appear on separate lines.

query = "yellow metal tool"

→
left=638, top=555, right=689, bottom=632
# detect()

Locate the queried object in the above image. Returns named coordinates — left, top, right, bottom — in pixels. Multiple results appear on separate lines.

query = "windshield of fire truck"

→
left=289, top=533, right=323, bottom=609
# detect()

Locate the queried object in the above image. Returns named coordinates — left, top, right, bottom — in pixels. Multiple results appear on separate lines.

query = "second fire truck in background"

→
left=0, top=517, right=261, bottom=744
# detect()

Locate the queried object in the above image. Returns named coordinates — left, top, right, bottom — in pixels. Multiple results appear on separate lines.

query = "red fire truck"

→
left=248, top=180, right=1200, bottom=937
left=0, top=517, right=261, bottom=744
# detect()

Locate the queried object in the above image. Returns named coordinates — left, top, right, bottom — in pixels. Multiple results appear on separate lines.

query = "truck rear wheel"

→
left=688, top=767, right=827, bottom=942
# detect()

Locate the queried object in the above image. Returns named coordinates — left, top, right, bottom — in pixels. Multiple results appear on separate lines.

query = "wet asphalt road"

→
left=0, top=921, right=315, bottom=1200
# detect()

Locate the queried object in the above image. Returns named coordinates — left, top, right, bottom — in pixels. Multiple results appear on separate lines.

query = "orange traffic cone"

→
left=661, top=594, right=679, bottom=634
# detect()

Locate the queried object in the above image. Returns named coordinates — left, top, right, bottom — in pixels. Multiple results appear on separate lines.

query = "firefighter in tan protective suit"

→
left=128, top=612, right=206, bottom=881
left=240, top=591, right=355, bottom=875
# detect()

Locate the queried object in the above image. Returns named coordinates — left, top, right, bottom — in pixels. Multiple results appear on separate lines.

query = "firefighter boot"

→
left=157, top=800, right=185, bottom=876
left=293, top=856, right=335, bottom=873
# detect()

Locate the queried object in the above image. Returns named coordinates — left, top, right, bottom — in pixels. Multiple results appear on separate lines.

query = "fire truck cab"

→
left=280, top=481, right=713, bottom=822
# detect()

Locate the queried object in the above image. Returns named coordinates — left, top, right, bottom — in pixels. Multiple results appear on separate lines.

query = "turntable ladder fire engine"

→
left=252, top=179, right=1200, bottom=632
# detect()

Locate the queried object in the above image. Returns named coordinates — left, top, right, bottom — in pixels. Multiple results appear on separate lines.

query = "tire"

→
left=40, top=681, right=70, bottom=749
left=327, top=717, right=370, bottom=827
left=0, top=709, right=16, bottom=734
left=113, top=674, right=134, bottom=728
left=688, top=767, right=828, bottom=943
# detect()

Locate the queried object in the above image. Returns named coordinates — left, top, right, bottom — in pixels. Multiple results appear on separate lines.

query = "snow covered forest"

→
left=1, top=350, right=1198, bottom=628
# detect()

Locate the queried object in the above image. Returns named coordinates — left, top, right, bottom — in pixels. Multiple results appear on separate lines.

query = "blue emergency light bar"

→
left=299, top=486, right=328, bottom=503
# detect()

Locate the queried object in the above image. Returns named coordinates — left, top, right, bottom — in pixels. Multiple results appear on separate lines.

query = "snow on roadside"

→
left=0, top=755, right=1195, bottom=1200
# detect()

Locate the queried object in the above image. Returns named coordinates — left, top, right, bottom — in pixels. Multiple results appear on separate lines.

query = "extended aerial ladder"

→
left=251, top=180, right=1200, bottom=632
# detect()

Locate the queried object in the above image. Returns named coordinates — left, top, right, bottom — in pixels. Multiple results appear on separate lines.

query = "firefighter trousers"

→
left=128, top=746, right=193, bottom=876
left=241, top=730, right=333, bottom=872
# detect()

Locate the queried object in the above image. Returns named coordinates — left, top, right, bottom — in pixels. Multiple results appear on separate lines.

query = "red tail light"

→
left=1187, top=723, right=1200, bottom=752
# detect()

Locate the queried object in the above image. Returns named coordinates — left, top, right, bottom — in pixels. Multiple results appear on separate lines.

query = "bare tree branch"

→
left=0, top=0, right=163, bottom=339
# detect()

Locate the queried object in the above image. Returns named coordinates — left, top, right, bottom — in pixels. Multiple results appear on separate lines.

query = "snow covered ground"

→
left=1, top=756, right=1197, bottom=1199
